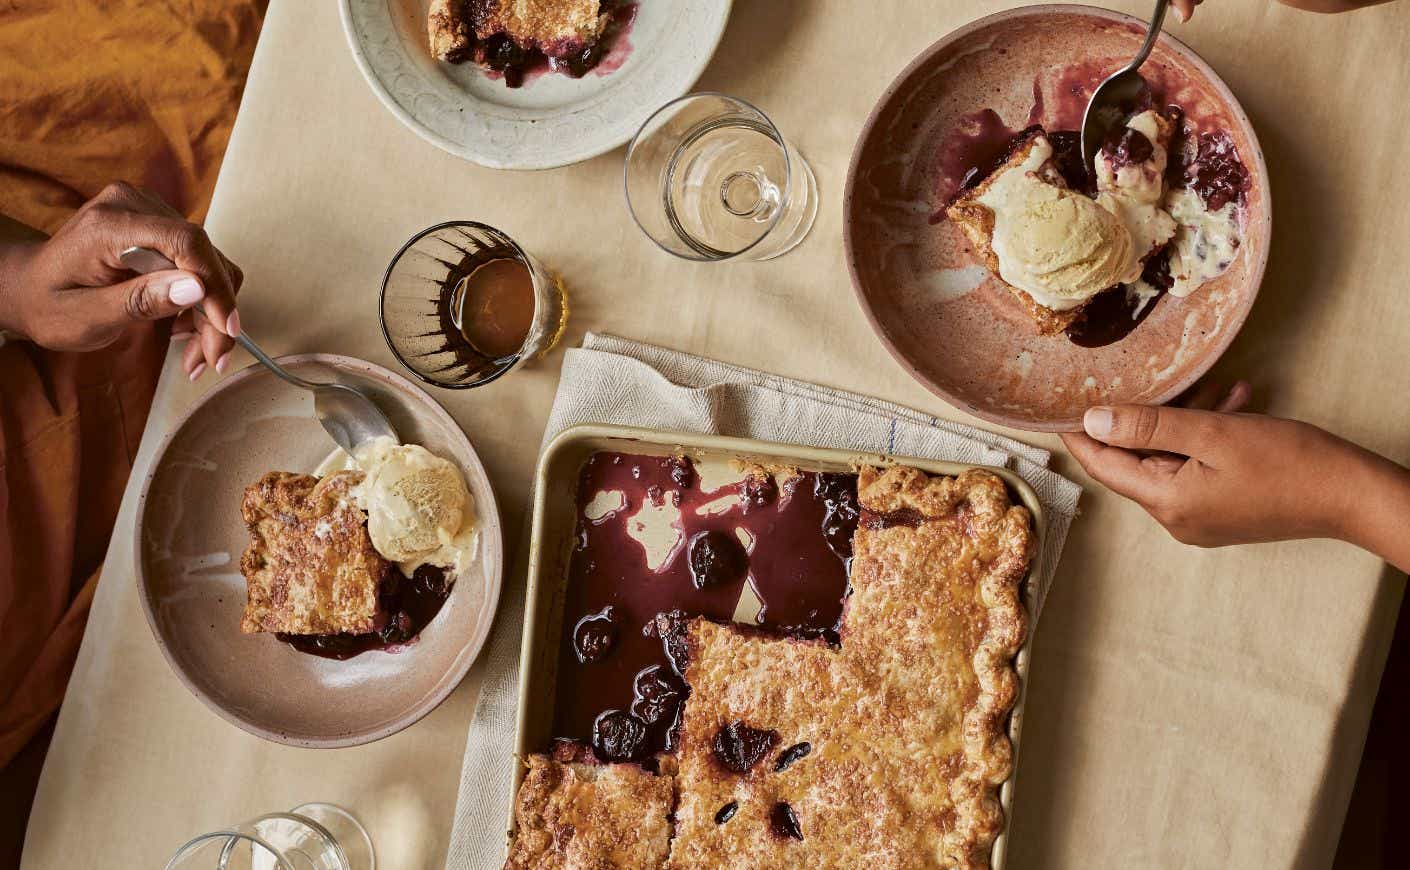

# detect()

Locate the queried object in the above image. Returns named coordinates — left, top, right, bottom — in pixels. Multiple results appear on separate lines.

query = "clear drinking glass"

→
left=624, top=93, right=818, bottom=262
left=380, top=221, right=568, bottom=389
left=166, top=803, right=374, bottom=870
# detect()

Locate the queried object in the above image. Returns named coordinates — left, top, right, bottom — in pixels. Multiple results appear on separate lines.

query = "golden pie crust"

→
left=506, top=743, right=675, bottom=869
left=238, top=470, right=391, bottom=635
left=506, top=466, right=1034, bottom=868
left=946, top=134, right=1082, bottom=335
left=428, top=0, right=608, bottom=63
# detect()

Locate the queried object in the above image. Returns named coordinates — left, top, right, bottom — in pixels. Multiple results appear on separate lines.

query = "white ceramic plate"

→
left=340, top=0, right=733, bottom=169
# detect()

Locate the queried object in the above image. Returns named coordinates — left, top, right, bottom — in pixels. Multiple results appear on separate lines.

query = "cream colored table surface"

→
left=23, top=1, right=1410, bottom=867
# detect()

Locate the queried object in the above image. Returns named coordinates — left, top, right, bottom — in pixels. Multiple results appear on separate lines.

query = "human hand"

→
left=1171, top=0, right=1204, bottom=23
left=0, top=182, right=242, bottom=380
left=1061, top=381, right=1374, bottom=547
left=1172, top=0, right=1393, bottom=22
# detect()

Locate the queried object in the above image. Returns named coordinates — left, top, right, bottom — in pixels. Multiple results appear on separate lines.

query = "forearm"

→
left=1336, top=445, right=1410, bottom=574
left=0, top=214, right=45, bottom=336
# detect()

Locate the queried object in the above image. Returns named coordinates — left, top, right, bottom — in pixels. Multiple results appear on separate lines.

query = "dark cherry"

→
left=573, top=606, right=619, bottom=663
left=666, top=455, right=695, bottom=489
left=815, top=473, right=860, bottom=561
left=688, top=531, right=749, bottom=590
left=1181, top=130, right=1250, bottom=211
left=770, top=802, right=804, bottom=841
left=774, top=742, right=813, bottom=772
left=740, top=474, right=778, bottom=512
left=1044, top=130, right=1092, bottom=194
left=715, top=801, right=739, bottom=825
left=655, top=609, right=693, bottom=677
left=592, top=710, right=647, bottom=762
left=630, top=665, right=684, bottom=725
left=1103, top=126, right=1154, bottom=169
left=711, top=721, right=779, bottom=774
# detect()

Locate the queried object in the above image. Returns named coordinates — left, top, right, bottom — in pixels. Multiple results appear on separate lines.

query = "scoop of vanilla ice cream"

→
left=977, top=137, right=1136, bottom=310
left=352, top=438, right=476, bottom=576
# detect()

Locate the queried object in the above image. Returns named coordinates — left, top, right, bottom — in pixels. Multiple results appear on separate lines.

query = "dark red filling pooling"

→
left=448, top=1, right=636, bottom=88
left=552, top=452, right=859, bottom=761
left=277, top=564, right=452, bottom=660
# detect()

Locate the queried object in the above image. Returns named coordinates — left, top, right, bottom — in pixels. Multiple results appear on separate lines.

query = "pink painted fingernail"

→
left=1084, top=408, right=1114, bottom=439
left=225, top=309, right=242, bottom=338
left=189, top=362, right=207, bottom=382
left=215, top=351, right=232, bottom=375
left=168, top=277, right=204, bottom=307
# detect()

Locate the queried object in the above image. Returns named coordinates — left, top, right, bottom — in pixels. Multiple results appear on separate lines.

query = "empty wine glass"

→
left=625, top=93, right=818, bottom=262
left=166, top=802, right=374, bottom=870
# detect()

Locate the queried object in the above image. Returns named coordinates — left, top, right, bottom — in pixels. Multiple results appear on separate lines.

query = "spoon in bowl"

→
left=1080, top=0, right=1170, bottom=171
left=119, top=245, right=399, bottom=454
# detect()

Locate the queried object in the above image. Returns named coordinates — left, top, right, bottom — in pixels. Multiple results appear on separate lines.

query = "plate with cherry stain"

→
left=135, top=354, right=503, bottom=747
left=340, top=0, right=733, bottom=169
left=844, top=4, right=1270, bottom=432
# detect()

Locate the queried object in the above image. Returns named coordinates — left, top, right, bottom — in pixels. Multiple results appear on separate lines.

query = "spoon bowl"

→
left=1080, top=0, right=1169, bottom=169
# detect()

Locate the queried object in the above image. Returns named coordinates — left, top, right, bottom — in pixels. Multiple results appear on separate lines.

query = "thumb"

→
left=1082, top=404, right=1227, bottom=458
left=99, top=269, right=205, bottom=323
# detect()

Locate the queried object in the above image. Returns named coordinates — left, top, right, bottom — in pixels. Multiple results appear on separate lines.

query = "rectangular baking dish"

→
left=511, top=423, right=1046, bottom=869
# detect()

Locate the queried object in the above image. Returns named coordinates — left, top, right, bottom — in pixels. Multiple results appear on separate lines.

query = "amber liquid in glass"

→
left=448, top=257, right=535, bottom=361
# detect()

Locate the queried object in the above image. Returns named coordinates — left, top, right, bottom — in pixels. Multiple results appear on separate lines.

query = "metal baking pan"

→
left=511, top=423, right=1045, bottom=869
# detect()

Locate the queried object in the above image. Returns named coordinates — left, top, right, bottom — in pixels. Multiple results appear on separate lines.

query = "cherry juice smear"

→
left=552, top=452, right=858, bottom=760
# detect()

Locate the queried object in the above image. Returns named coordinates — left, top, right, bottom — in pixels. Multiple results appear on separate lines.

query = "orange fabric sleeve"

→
left=0, top=0, right=267, bottom=770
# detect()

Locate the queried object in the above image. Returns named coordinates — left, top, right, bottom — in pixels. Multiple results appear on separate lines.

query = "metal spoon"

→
left=1080, top=0, right=1170, bottom=171
left=119, top=245, right=398, bottom=454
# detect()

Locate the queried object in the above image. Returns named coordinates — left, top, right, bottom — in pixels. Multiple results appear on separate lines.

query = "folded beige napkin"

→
left=445, top=333, right=1081, bottom=868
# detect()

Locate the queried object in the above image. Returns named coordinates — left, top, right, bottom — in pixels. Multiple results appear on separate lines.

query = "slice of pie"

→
left=428, top=0, right=613, bottom=85
left=238, top=470, right=392, bottom=635
left=506, top=741, right=675, bottom=868
left=947, top=132, right=1136, bottom=334
left=506, top=465, right=1034, bottom=868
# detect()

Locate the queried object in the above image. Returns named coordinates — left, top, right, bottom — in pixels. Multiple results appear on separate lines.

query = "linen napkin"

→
left=445, top=333, right=1081, bottom=868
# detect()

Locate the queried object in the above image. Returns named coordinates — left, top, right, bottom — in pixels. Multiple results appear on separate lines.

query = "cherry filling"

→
left=770, top=802, right=804, bottom=841
left=712, top=721, right=780, bottom=774
left=592, top=709, right=648, bottom=762
left=740, top=473, right=778, bottom=512
left=774, top=742, right=813, bottom=772
left=277, top=564, right=451, bottom=660
left=552, top=453, right=857, bottom=762
left=573, top=605, right=619, bottom=663
left=453, top=0, right=637, bottom=88
left=630, top=665, right=686, bottom=751
left=815, top=473, right=861, bottom=564
left=1179, top=130, right=1250, bottom=211
left=1103, top=126, right=1154, bottom=170
left=688, top=531, right=749, bottom=590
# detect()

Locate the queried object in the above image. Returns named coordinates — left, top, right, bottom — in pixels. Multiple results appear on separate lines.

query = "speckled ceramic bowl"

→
left=844, top=5, right=1271, bottom=432
left=135, top=354, right=502, bottom=747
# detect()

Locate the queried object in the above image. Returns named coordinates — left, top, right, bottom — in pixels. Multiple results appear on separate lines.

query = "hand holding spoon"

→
left=120, top=245, right=398, bottom=454
left=1080, top=0, right=1170, bottom=171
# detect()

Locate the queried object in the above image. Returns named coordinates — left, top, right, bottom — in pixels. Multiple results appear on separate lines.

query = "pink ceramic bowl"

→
left=135, top=354, right=503, bottom=747
left=844, top=5, right=1271, bottom=432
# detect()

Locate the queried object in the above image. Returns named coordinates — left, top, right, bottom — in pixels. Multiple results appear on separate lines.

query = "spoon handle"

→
left=118, top=245, right=319, bottom=391
left=1129, top=0, right=1170, bottom=72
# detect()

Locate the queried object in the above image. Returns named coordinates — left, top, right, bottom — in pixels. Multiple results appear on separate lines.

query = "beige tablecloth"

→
left=22, top=1, right=1410, bottom=867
